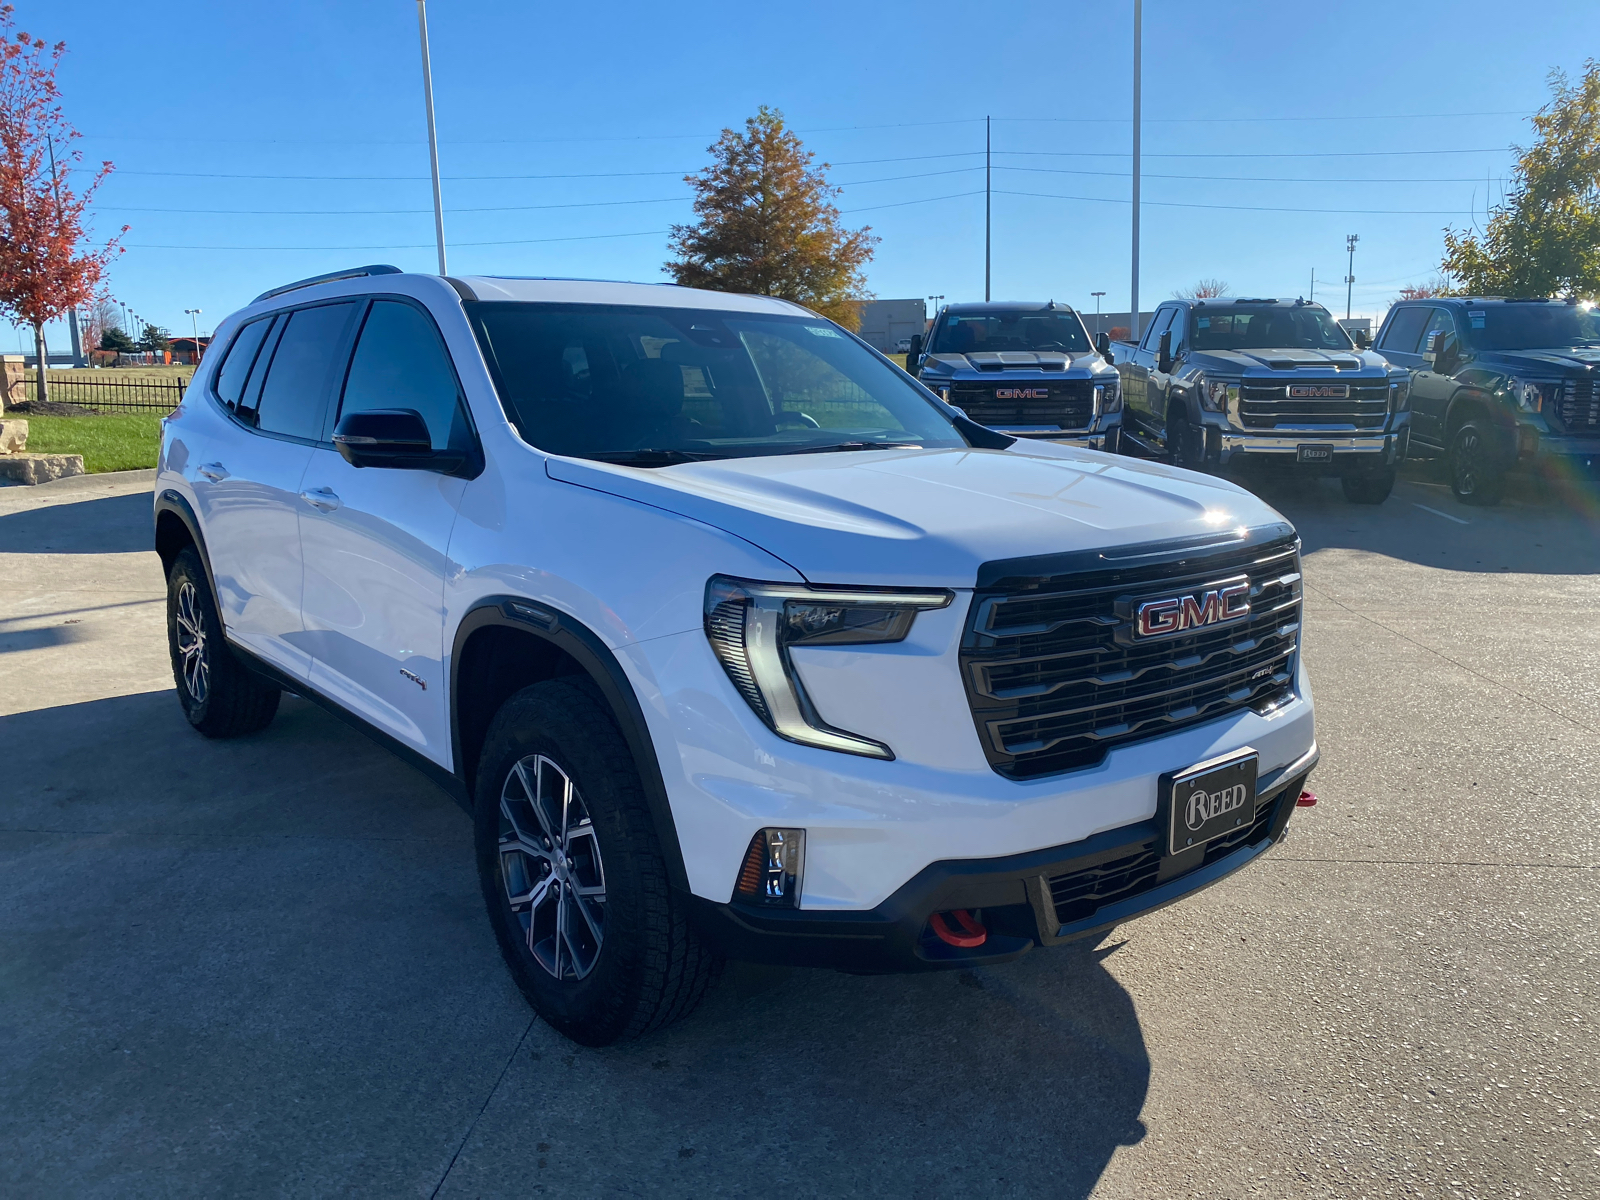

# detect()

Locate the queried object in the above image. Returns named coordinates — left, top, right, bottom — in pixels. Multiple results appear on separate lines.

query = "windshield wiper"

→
left=585, top=448, right=723, bottom=467
left=788, top=441, right=924, bottom=455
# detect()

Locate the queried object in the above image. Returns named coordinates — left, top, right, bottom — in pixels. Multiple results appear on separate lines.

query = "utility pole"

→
left=184, top=308, right=203, bottom=364
left=984, top=115, right=991, bottom=302
left=1091, top=291, right=1106, bottom=338
left=1344, top=233, right=1359, bottom=321
left=417, top=0, right=448, bottom=275
left=1310, top=269, right=1315, bottom=304
left=1130, top=0, right=1142, bottom=342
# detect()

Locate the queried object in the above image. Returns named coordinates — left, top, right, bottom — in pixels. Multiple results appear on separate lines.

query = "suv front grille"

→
left=962, top=529, right=1301, bottom=779
left=1239, top=380, right=1388, bottom=430
left=1557, top=377, right=1599, bottom=432
left=948, top=380, right=1094, bottom=431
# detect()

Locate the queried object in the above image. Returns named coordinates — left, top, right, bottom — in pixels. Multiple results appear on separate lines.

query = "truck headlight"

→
left=1389, top=376, right=1410, bottom=412
left=704, top=576, right=953, bottom=759
left=1506, top=377, right=1546, bottom=413
left=1094, top=377, right=1122, bottom=413
left=1199, top=377, right=1238, bottom=412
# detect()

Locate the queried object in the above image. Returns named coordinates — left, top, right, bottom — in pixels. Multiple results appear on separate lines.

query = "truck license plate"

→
left=1297, top=444, right=1333, bottom=464
left=1161, top=750, right=1259, bottom=854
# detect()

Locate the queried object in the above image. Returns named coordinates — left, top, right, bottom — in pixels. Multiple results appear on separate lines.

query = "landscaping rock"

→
left=0, top=418, right=26, bottom=454
left=0, top=453, right=85, bottom=485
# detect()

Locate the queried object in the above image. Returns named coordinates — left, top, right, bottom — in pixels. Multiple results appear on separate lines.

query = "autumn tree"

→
left=666, top=107, right=876, bottom=329
left=1396, top=275, right=1452, bottom=301
left=1440, top=60, right=1600, bottom=299
left=1172, top=278, right=1231, bottom=299
left=0, top=7, right=123, bottom=403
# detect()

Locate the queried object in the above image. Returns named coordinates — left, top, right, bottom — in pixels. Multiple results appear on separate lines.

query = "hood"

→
left=924, top=350, right=1111, bottom=376
left=545, top=444, right=1286, bottom=588
left=1474, top=347, right=1600, bottom=375
left=1194, top=347, right=1386, bottom=374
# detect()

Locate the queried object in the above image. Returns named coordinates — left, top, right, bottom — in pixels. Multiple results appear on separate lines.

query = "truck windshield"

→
left=1466, top=304, right=1600, bottom=350
left=1191, top=307, right=1352, bottom=351
left=467, top=303, right=967, bottom=464
left=929, top=311, right=1091, bottom=354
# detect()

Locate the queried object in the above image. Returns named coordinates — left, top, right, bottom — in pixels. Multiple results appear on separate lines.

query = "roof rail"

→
left=253, top=264, right=403, bottom=304
left=1229, top=297, right=1279, bottom=304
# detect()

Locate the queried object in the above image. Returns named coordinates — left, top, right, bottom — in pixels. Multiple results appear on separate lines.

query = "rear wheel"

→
left=1340, top=465, right=1396, bottom=505
left=166, top=546, right=280, bottom=737
left=1446, top=420, right=1506, bottom=506
left=475, top=679, right=720, bottom=1046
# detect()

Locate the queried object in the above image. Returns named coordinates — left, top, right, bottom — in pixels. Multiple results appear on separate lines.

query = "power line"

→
left=996, top=188, right=1470, bottom=215
left=128, top=228, right=673, bottom=252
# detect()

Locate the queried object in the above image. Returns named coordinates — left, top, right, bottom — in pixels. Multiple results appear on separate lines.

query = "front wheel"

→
left=475, top=680, right=720, bottom=1046
left=1340, top=466, right=1396, bottom=505
left=1446, top=420, right=1506, bottom=506
left=166, top=546, right=280, bottom=737
left=1168, top=413, right=1205, bottom=472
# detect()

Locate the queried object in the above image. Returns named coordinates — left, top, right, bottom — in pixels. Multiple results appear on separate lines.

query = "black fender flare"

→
left=153, top=490, right=223, bottom=631
left=450, top=597, right=689, bottom=893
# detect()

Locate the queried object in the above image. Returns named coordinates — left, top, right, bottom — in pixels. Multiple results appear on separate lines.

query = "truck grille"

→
left=1239, top=380, right=1389, bottom=430
left=948, top=380, right=1094, bottom=431
left=961, top=529, right=1302, bottom=780
left=1557, top=377, right=1599, bottom=432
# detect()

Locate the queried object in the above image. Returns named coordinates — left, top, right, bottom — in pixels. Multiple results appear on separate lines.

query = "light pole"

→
left=1344, top=234, right=1359, bottom=321
left=1091, top=291, right=1106, bottom=338
left=984, top=116, right=991, bottom=303
left=417, top=0, right=448, bottom=275
left=1130, top=0, right=1142, bottom=342
left=184, top=308, right=203, bottom=364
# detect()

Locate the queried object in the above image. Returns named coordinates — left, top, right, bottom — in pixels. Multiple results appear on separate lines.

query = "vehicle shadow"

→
left=0, top=689, right=1147, bottom=1198
left=0, top=490, right=153, bottom=555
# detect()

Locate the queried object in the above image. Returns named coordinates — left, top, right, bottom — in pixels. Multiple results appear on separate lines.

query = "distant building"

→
left=855, top=299, right=927, bottom=351
left=170, top=335, right=212, bottom=365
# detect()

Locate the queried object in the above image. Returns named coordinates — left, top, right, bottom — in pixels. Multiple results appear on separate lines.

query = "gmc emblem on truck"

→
left=995, top=388, right=1049, bottom=399
left=1287, top=384, right=1349, bottom=399
left=1133, top=577, right=1252, bottom=640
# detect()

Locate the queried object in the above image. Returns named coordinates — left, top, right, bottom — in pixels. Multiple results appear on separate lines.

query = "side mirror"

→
left=1157, top=329, right=1174, bottom=374
left=333, top=408, right=464, bottom=473
left=1424, top=330, right=1457, bottom=373
left=1096, top=331, right=1112, bottom=362
left=906, top=333, right=923, bottom=373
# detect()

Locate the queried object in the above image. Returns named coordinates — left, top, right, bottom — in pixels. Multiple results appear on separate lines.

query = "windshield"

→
left=1465, top=304, right=1600, bottom=351
left=1191, top=306, right=1352, bottom=351
left=928, top=310, right=1091, bottom=355
left=467, top=303, right=966, bottom=464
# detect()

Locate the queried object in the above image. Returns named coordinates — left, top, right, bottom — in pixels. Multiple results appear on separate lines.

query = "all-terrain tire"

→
left=1446, top=419, right=1506, bottom=506
left=1340, top=465, right=1396, bottom=505
left=166, top=546, right=280, bottom=737
left=1168, top=412, right=1206, bottom=473
left=475, top=679, right=720, bottom=1046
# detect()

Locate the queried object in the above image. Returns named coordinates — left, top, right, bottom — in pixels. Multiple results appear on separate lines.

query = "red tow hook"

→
left=929, top=909, right=987, bottom=948
left=1297, top=789, right=1318, bottom=807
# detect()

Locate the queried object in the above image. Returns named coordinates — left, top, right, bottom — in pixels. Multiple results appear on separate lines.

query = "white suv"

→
left=155, top=267, right=1319, bottom=1045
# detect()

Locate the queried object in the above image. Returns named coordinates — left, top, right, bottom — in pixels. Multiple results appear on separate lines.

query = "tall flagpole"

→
left=417, top=0, right=448, bottom=275
left=1130, top=0, right=1142, bottom=342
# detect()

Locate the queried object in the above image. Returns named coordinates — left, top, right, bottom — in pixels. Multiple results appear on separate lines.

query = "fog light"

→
left=734, top=828, right=805, bottom=906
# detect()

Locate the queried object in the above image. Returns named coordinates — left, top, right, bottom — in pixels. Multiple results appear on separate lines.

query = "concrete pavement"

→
left=1, top=466, right=1595, bottom=1197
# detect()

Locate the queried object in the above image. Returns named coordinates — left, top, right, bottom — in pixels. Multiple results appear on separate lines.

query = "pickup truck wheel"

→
left=1168, top=414, right=1203, bottom=472
left=1446, top=420, right=1505, bottom=506
left=1340, top=466, right=1396, bottom=505
left=474, top=679, right=720, bottom=1046
left=166, top=546, right=280, bottom=737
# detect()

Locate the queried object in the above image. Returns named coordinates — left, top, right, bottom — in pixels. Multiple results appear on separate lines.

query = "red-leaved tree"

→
left=0, top=6, right=123, bottom=405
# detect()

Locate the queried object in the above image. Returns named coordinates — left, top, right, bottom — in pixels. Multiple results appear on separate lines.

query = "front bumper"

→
left=688, top=743, right=1318, bottom=973
left=1518, top=425, right=1600, bottom=473
left=1212, top=425, right=1408, bottom=468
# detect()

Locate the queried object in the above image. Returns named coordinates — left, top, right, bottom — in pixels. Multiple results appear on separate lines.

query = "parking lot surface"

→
left=2, top=465, right=1596, bottom=1198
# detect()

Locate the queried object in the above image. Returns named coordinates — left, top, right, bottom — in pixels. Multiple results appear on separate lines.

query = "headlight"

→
left=704, top=576, right=953, bottom=759
left=1506, top=377, right=1547, bottom=413
left=1389, top=376, right=1410, bottom=412
left=1199, top=376, right=1238, bottom=413
left=1094, top=377, right=1121, bottom=413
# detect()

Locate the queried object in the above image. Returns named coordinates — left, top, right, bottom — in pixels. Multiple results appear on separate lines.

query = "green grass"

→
left=21, top=414, right=163, bottom=473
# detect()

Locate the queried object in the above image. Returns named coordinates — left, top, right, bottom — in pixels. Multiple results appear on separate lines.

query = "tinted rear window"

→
left=214, top=317, right=273, bottom=409
left=253, top=303, right=357, bottom=441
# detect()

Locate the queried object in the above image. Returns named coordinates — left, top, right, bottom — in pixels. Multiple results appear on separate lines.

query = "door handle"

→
left=197, top=462, right=228, bottom=482
left=300, top=487, right=342, bottom=513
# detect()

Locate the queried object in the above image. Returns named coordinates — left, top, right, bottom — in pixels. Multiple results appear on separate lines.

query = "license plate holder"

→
left=1297, top=444, right=1333, bottom=464
left=1160, top=749, right=1259, bottom=855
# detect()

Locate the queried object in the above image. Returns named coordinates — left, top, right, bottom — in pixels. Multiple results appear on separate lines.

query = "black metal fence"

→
left=20, top=371, right=190, bottom=414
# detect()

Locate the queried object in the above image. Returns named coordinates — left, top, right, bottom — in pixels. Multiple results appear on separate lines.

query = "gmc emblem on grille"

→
left=995, top=388, right=1049, bottom=399
left=1287, top=384, right=1349, bottom=399
left=1133, top=577, right=1251, bottom=639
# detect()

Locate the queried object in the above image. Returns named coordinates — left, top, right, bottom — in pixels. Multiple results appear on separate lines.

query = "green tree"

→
left=98, top=325, right=134, bottom=352
left=138, top=321, right=170, bottom=353
left=1440, top=60, right=1600, bottom=298
left=666, top=107, right=876, bottom=329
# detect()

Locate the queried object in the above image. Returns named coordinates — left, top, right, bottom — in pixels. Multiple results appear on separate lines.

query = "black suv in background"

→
left=1373, top=297, right=1600, bottom=505
left=1113, top=298, right=1412, bottom=504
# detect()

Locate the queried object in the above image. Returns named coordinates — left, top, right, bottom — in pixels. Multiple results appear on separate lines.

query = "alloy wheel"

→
left=498, top=754, right=607, bottom=980
left=174, top=581, right=210, bottom=705
left=1454, top=429, right=1481, bottom=495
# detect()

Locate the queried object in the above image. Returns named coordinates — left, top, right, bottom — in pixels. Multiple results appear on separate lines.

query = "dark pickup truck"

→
left=1372, top=296, right=1600, bottom=505
left=908, top=301, right=1123, bottom=450
left=1112, top=297, right=1412, bottom=503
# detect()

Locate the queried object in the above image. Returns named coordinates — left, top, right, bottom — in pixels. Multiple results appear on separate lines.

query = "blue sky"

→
left=23, top=0, right=1600, bottom=354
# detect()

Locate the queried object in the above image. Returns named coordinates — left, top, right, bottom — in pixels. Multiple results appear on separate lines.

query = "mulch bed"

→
left=5, top=400, right=101, bottom=417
